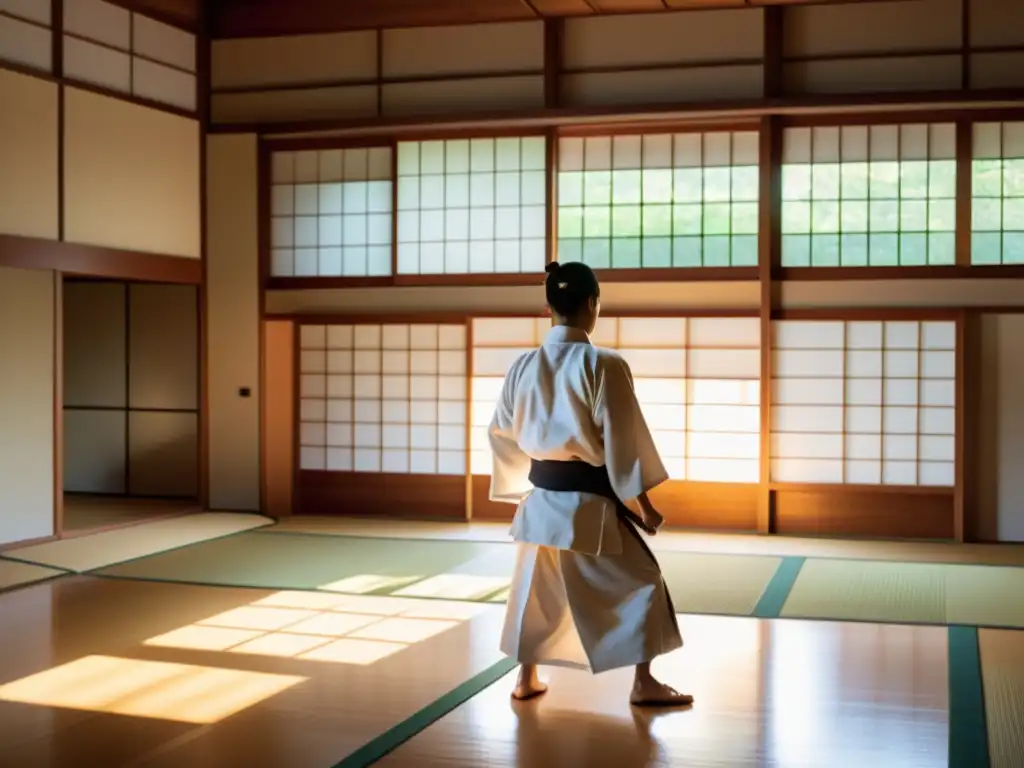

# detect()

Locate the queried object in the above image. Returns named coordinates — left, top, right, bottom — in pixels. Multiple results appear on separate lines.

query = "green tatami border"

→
left=331, top=657, right=518, bottom=768
left=948, top=626, right=991, bottom=768
left=752, top=556, right=806, bottom=618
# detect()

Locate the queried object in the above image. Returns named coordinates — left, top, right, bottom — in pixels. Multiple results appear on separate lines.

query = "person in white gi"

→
left=489, top=260, right=691, bottom=707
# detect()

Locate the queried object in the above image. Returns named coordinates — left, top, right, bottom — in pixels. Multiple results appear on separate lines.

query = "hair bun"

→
left=544, top=261, right=560, bottom=275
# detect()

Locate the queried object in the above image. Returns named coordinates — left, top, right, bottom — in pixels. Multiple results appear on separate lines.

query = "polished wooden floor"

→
left=379, top=615, right=950, bottom=768
left=0, top=577, right=507, bottom=767
left=0, top=574, right=977, bottom=767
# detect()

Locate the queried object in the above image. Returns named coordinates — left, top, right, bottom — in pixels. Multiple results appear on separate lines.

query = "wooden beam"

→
left=757, top=115, right=781, bottom=534
left=955, top=120, right=972, bottom=268
left=209, top=88, right=1024, bottom=137
left=0, top=235, right=202, bottom=284
left=210, top=0, right=919, bottom=38
left=954, top=312, right=965, bottom=541
left=197, top=0, right=211, bottom=509
left=762, top=5, right=783, bottom=99
left=544, top=18, right=564, bottom=109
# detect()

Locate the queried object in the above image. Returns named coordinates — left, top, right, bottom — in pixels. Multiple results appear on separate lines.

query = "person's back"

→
left=489, top=261, right=693, bottom=707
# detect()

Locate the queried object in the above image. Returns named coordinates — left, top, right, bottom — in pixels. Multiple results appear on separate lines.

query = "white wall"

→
left=977, top=314, right=1024, bottom=542
left=0, top=266, right=55, bottom=545
left=206, top=133, right=261, bottom=511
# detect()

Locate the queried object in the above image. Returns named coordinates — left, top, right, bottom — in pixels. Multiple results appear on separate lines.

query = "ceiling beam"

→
left=209, top=0, right=913, bottom=39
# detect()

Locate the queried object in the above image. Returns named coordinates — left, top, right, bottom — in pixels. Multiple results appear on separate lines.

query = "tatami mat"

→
left=93, top=531, right=783, bottom=618
left=783, top=559, right=1024, bottom=628
left=3, top=513, right=272, bottom=572
left=658, top=552, right=782, bottom=616
left=979, top=629, right=1024, bottom=768
left=0, top=559, right=64, bottom=592
left=263, top=517, right=513, bottom=542
left=97, top=533, right=506, bottom=594
left=263, top=517, right=1024, bottom=566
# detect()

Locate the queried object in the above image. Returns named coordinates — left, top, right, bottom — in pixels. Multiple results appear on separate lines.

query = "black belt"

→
left=527, top=459, right=654, bottom=534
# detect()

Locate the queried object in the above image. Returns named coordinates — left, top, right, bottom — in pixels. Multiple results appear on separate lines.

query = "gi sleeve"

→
left=488, top=358, right=533, bottom=503
left=594, top=353, right=669, bottom=503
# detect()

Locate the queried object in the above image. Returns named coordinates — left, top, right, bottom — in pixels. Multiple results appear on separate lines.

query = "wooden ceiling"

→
left=206, top=0, right=893, bottom=39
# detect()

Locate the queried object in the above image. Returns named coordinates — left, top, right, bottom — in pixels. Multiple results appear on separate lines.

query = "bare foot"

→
left=629, top=678, right=693, bottom=707
left=512, top=665, right=548, bottom=701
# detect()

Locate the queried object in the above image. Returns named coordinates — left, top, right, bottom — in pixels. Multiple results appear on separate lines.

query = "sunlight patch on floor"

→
left=0, top=655, right=305, bottom=723
left=142, top=592, right=489, bottom=666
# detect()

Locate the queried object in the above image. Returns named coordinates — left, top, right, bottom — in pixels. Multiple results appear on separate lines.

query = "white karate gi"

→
left=489, top=325, right=682, bottom=674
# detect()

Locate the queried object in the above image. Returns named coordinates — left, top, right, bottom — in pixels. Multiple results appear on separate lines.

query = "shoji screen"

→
left=270, top=147, right=393, bottom=278
left=470, top=317, right=550, bottom=470
left=62, top=0, right=197, bottom=111
left=396, top=136, right=547, bottom=275
left=0, top=0, right=53, bottom=73
left=972, top=122, right=1024, bottom=265
left=781, top=124, right=956, bottom=267
left=590, top=316, right=761, bottom=482
left=557, top=131, right=759, bottom=269
left=771, top=319, right=956, bottom=486
left=297, top=322, right=469, bottom=517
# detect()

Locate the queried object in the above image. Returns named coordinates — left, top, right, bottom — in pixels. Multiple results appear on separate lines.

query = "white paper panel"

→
left=382, top=22, right=542, bottom=78
left=970, top=0, right=1024, bottom=47
left=0, top=13, right=51, bottom=71
left=396, top=136, right=547, bottom=275
left=771, top=318, right=956, bottom=486
left=619, top=317, right=685, bottom=347
left=919, top=462, right=955, bottom=486
left=270, top=147, right=393, bottom=278
left=473, top=317, right=541, bottom=346
left=771, top=459, right=843, bottom=484
left=688, top=349, right=759, bottom=379
left=64, top=0, right=129, bottom=49
left=772, top=432, right=844, bottom=459
left=564, top=10, right=763, bottom=69
left=0, top=0, right=51, bottom=25
left=64, top=35, right=131, bottom=92
left=845, top=434, right=881, bottom=459
left=302, top=323, right=467, bottom=476
left=688, top=317, right=760, bottom=348
left=133, top=58, right=196, bottom=111
left=846, top=321, right=883, bottom=349
left=783, top=0, right=960, bottom=57
left=213, top=31, right=376, bottom=89
left=774, top=349, right=844, bottom=378
left=773, top=321, right=845, bottom=349
left=773, top=378, right=844, bottom=405
left=131, top=13, right=195, bottom=72
left=845, top=460, right=881, bottom=484
left=300, top=325, right=326, bottom=348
